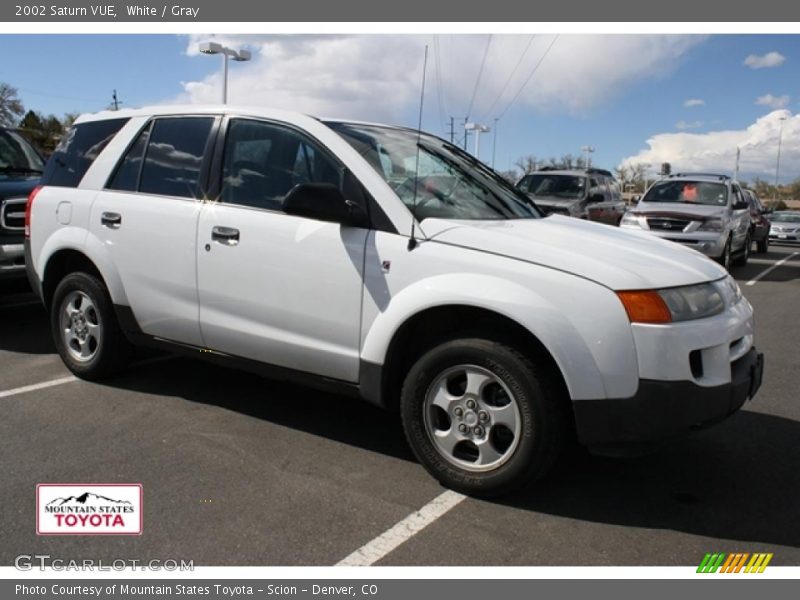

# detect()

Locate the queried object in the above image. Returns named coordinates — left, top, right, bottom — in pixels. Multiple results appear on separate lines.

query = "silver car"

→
left=769, top=211, right=800, bottom=244
left=620, top=173, right=751, bottom=271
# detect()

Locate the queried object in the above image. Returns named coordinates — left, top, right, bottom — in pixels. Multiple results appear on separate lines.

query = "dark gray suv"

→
left=516, top=167, right=626, bottom=225
left=1, top=128, right=43, bottom=280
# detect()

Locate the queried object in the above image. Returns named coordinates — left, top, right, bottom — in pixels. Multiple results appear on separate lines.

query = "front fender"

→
left=360, top=271, right=638, bottom=400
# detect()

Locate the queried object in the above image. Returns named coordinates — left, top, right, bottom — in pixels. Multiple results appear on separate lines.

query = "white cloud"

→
left=676, top=120, right=703, bottom=130
left=173, top=34, right=704, bottom=123
left=621, top=110, right=797, bottom=178
left=744, top=51, right=786, bottom=69
left=756, top=94, right=790, bottom=109
left=683, top=98, right=705, bottom=108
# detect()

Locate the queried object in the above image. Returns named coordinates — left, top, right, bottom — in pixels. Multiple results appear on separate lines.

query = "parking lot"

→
left=1, top=245, right=799, bottom=567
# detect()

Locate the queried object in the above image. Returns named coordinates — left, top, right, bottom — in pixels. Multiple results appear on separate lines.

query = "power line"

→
left=465, top=34, right=492, bottom=121
left=479, top=34, right=536, bottom=123
left=433, top=35, right=448, bottom=137
left=496, top=34, right=560, bottom=120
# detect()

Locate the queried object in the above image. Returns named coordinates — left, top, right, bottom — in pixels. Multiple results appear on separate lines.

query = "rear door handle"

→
left=211, top=226, right=240, bottom=246
left=101, top=212, right=122, bottom=228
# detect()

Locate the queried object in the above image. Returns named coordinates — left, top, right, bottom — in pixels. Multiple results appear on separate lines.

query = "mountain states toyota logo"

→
left=36, top=484, right=142, bottom=535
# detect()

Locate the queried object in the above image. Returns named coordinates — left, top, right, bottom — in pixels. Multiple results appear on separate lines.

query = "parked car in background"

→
left=743, top=189, right=771, bottom=253
left=1, top=127, right=43, bottom=281
left=516, top=167, right=626, bottom=225
left=768, top=211, right=800, bottom=245
left=620, top=173, right=751, bottom=271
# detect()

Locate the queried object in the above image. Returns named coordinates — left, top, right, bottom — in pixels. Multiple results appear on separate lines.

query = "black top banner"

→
left=2, top=0, right=799, bottom=22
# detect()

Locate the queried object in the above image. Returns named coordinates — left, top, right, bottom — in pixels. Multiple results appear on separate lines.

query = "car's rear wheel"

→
left=51, top=272, right=131, bottom=380
left=400, top=338, right=567, bottom=497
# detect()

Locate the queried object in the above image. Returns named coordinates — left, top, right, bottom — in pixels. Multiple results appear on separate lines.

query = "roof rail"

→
left=668, top=172, right=730, bottom=181
left=536, top=166, right=615, bottom=179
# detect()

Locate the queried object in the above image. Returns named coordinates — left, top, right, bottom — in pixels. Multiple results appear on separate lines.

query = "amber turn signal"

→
left=616, top=290, right=672, bottom=324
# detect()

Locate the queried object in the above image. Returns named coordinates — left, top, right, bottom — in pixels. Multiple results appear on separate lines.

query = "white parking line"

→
left=336, top=490, right=466, bottom=566
left=0, top=375, right=78, bottom=399
left=745, top=252, right=800, bottom=286
left=0, top=356, right=174, bottom=399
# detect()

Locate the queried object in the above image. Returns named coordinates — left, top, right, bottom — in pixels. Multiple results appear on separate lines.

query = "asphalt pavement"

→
left=1, top=245, right=798, bottom=566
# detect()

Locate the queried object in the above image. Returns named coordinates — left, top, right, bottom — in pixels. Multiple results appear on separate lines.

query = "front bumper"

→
left=0, top=241, right=26, bottom=280
left=620, top=227, right=727, bottom=258
left=769, top=231, right=800, bottom=243
left=573, top=347, right=764, bottom=447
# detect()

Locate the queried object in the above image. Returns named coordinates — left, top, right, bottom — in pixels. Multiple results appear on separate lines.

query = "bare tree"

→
left=513, top=155, right=539, bottom=175
left=0, top=82, right=24, bottom=127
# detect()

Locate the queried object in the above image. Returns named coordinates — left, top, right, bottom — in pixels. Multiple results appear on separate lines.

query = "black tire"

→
left=757, top=236, right=769, bottom=254
left=400, top=338, right=567, bottom=497
left=733, top=233, right=751, bottom=267
left=717, top=237, right=732, bottom=271
left=50, top=272, right=131, bottom=380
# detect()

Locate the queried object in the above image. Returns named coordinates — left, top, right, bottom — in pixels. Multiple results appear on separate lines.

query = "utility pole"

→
left=491, top=118, right=499, bottom=169
left=448, top=117, right=455, bottom=144
left=463, top=117, right=470, bottom=151
left=774, top=116, right=787, bottom=203
left=111, top=89, right=121, bottom=111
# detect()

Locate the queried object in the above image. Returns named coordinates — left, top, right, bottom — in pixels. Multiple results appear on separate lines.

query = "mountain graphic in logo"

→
left=46, top=492, right=133, bottom=507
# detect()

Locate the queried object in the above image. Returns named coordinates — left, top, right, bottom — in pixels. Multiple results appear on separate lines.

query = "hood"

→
left=0, top=176, right=39, bottom=200
left=632, top=201, right=726, bottom=220
left=421, top=215, right=726, bottom=291
left=529, top=196, right=579, bottom=209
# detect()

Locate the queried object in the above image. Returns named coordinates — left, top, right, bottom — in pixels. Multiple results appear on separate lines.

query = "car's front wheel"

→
left=733, top=232, right=751, bottom=267
left=400, top=338, right=567, bottom=497
left=51, top=272, right=131, bottom=380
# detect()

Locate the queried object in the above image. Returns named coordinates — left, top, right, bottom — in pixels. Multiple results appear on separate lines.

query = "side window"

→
left=731, top=185, right=742, bottom=207
left=40, top=118, right=129, bottom=188
left=589, top=177, right=603, bottom=198
left=139, top=117, right=214, bottom=199
left=106, top=123, right=151, bottom=192
left=221, top=119, right=342, bottom=210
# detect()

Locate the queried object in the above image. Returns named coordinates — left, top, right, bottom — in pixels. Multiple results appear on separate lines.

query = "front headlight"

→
left=620, top=213, right=641, bottom=228
left=617, top=281, right=726, bottom=323
left=658, top=282, right=725, bottom=321
left=698, top=218, right=724, bottom=232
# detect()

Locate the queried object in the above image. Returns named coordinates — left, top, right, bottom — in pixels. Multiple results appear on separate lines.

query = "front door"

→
left=196, top=118, right=368, bottom=382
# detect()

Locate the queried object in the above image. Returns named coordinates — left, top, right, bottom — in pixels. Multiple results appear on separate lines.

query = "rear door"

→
left=196, top=117, right=369, bottom=382
left=90, top=116, right=218, bottom=346
left=729, top=184, right=751, bottom=251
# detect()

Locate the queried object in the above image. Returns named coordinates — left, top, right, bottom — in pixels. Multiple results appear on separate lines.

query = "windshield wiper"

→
left=0, top=165, right=43, bottom=174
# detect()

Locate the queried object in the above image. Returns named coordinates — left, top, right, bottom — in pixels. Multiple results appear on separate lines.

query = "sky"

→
left=0, top=33, right=798, bottom=183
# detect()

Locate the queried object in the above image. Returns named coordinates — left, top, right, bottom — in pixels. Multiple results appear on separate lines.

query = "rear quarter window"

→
left=40, top=118, right=128, bottom=188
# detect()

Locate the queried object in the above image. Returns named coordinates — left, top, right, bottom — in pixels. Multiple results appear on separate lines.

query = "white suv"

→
left=25, top=106, right=764, bottom=496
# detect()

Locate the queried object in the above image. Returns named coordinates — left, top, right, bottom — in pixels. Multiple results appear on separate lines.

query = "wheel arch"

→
left=361, top=304, right=580, bottom=419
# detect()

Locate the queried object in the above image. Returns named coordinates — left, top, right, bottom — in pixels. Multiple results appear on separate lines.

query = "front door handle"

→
left=211, top=226, right=240, bottom=246
left=101, top=212, right=122, bottom=229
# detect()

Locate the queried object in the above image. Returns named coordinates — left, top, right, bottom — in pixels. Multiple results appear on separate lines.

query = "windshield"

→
left=326, top=122, right=539, bottom=221
left=519, top=174, right=586, bottom=199
left=0, top=129, right=44, bottom=177
left=642, top=180, right=728, bottom=207
left=772, top=212, right=800, bottom=223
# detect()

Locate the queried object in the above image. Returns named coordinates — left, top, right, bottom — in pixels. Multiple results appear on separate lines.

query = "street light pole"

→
left=465, top=122, right=490, bottom=161
left=581, top=145, right=595, bottom=169
left=491, top=118, right=498, bottom=169
left=774, top=116, right=787, bottom=204
left=198, top=42, right=252, bottom=104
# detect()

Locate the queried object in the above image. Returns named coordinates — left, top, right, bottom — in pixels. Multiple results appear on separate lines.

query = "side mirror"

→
left=629, top=195, right=640, bottom=205
left=283, top=183, right=368, bottom=227
left=733, top=199, right=749, bottom=211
